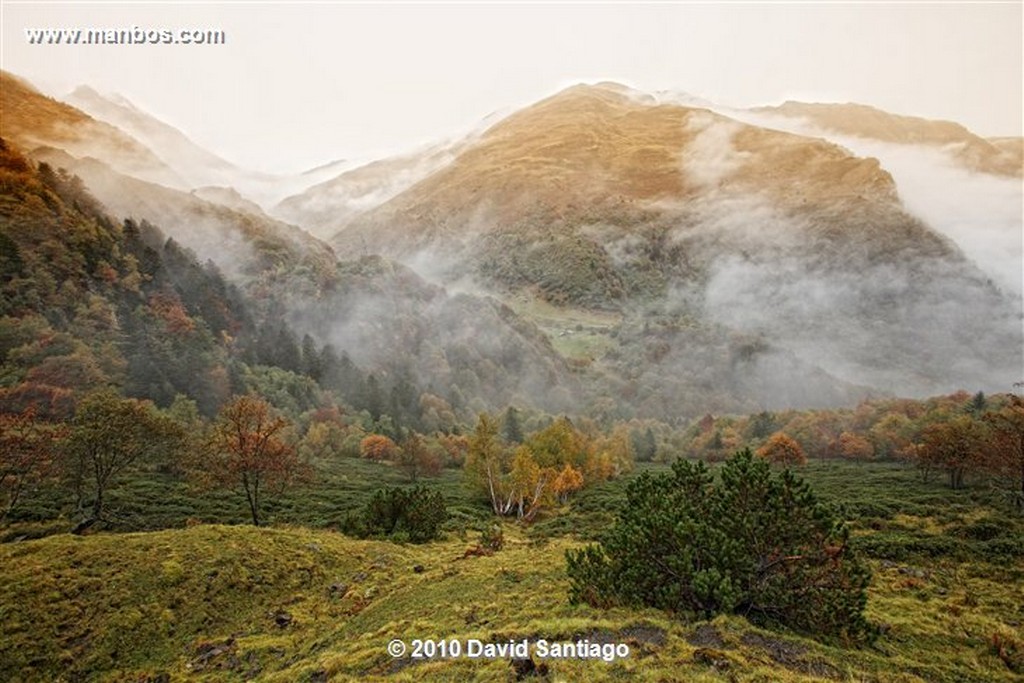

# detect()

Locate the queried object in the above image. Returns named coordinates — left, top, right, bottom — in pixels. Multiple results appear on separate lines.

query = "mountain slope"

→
left=65, top=85, right=371, bottom=208
left=756, top=101, right=1023, bottom=177
left=321, top=83, right=1021, bottom=399
left=65, top=85, right=244, bottom=189
left=0, top=71, right=184, bottom=188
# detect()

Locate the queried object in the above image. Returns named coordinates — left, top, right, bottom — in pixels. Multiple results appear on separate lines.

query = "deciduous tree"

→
left=204, top=394, right=304, bottom=526
left=0, top=407, right=63, bottom=522
left=985, top=396, right=1024, bottom=511
left=64, top=389, right=179, bottom=527
left=756, top=432, right=807, bottom=467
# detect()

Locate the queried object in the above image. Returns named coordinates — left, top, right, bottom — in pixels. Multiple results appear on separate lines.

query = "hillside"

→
left=66, top=85, right=244, bottom=189
left=306, top=82, right=1019, bottom=401
left=2, top=457, right=1022, bottom=682
left=756, top=101, right=1023, bottom=177
left=273, top=138, right=473, bottom=241
left=64, top=85, right=371, bottom=208
left=0, top=71, right=184, bottom=189
left=5, top=73, right=1020, bottom=417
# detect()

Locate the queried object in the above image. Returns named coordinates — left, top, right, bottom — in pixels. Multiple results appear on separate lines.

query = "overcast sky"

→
left=3, top=2, right=1021, bottom=174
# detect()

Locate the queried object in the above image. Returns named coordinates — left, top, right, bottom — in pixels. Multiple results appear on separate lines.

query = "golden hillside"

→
left=0, top=70, right=183, bottom=187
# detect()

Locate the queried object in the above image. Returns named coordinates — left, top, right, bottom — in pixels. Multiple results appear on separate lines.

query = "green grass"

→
left=1, top=458, right=1023, bottom=681
left=506, top=292, right=621, bottom=361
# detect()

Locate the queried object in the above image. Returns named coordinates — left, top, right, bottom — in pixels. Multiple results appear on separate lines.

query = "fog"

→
left=735, top=110, right=1023, bottom=300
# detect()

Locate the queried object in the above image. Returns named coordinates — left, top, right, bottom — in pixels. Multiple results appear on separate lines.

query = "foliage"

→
left=756, top=431, right=807, bottom=466
left=63, top=388, right=180, bottom=526
left=345, top=486, right=448, bottom=543
left=359, top=433, right=398, bottom=462
left=464, top=413, right=630, bottom=520
left=201, top=394, right=305, bottom=526
left=566, top=450, right=873, bottom=641
left=0, top=406, right=63, bottom=521
left=984, top=395, right=1024, bottom=511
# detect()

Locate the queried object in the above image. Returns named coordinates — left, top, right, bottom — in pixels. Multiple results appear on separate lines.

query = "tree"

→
left=397, top=432, right=442, bottom=481
left=64, top=389, right=179, bottom=527
left=566, top=450, right=872, bottom=641
left=552, top=463, right=584, bottom=503
left=836, top=431, right=874, bottom=460
left=756, top=432, right=807, bottom=466
left=204, top=395, right=304, bottom=526
left=359, top=434, right=399, bottom=461
left=0, top=407, right=63, bottom=522
left=919, top=416, right=988, bottom=490
left=631, top=426, right=657, bottom=462
left=346, top=486, right=447, bottom=543
left=464, top=413, right=515, bottom=516
left=502, top=406, right=524, bottom=444
left=984, top=396, right=1024, bottom=511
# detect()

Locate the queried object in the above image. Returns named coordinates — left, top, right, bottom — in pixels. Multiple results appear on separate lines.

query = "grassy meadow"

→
left=1, top=458, right=1022, bottom=682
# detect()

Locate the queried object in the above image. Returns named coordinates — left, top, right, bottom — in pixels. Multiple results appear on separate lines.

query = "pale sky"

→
left=2, top=2, right=1021, bottom=174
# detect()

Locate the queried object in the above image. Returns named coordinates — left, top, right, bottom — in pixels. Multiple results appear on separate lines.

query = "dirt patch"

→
left=570, top=624, right=667, bottom=650
left=687, top=624, right=726, bottom=649
left=740, top=631, right=841, bottom=680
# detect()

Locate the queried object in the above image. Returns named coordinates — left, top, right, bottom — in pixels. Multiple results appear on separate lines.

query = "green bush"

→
left=566, top=449, right=873, bottom=641
left=343, top=486, right=448, bottom=543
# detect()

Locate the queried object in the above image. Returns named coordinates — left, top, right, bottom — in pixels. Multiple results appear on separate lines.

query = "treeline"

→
left=680, top=390, right=1024, bottom=509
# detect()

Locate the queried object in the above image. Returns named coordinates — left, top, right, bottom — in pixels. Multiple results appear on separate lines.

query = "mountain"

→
left=272, top=136, right=478, bottom=241
left=63, top=85, right=360, bottom=208
left=755, top=101, right=1023, bottom=177
left=5, top=72, right=1018, bottom=418
left=0, top=71, right=184, bottom=188
left=307, top=82, right=1020, bottom=400
left=65, top=85, right=244, bottom=189
left=25, top=145, right=338, bottom=304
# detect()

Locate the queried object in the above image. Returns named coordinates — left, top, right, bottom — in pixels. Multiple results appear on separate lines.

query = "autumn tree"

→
left=509, top=446, right=554, bottom=521
left=464, top=413, right=515, bottom=515
left=397, top=432, right=442, bottom=482
left=0, top=407, right=63, bottom=522
left=360, top=434, right=399, bottom=462
left=64, top=389, right=180, bottom=528
left=984, top=396, right=1024, bottom=511
left=919, top=415, right=988, bottom=490
left=204, top=395, right=305, bottom=526
left=552, top=463, right=585, bottom=503
left=836, top=431, right=874, bottom=460
left=756, top=432, right=807, bottom=466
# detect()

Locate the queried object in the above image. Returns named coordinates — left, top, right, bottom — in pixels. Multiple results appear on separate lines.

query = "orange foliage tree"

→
left=756, top=432, right=807, bottom=467
left=359, top=434, right=399, bottom=461
left=919, top=416, right=988, bottom=490
left=205, top=395, right=305, bottom=526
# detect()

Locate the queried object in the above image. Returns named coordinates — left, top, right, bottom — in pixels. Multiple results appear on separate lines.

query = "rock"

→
left=413, top=564, right=425, bottom=574
left=329, top=582, right=349, bottom=597
left=273, top=611, right=292, bottom=628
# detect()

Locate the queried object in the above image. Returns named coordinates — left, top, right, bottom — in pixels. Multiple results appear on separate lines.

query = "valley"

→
left=1, top=60, right=1021, bottom=682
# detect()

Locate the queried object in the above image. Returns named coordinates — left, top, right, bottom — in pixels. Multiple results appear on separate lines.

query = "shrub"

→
left=345, top=486, right=447, bottom=543
left=566, top=449, right=872, bottom=641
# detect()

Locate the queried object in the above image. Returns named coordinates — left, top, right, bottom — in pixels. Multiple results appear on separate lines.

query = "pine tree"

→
left=566, top=449, right=872, bottom=641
